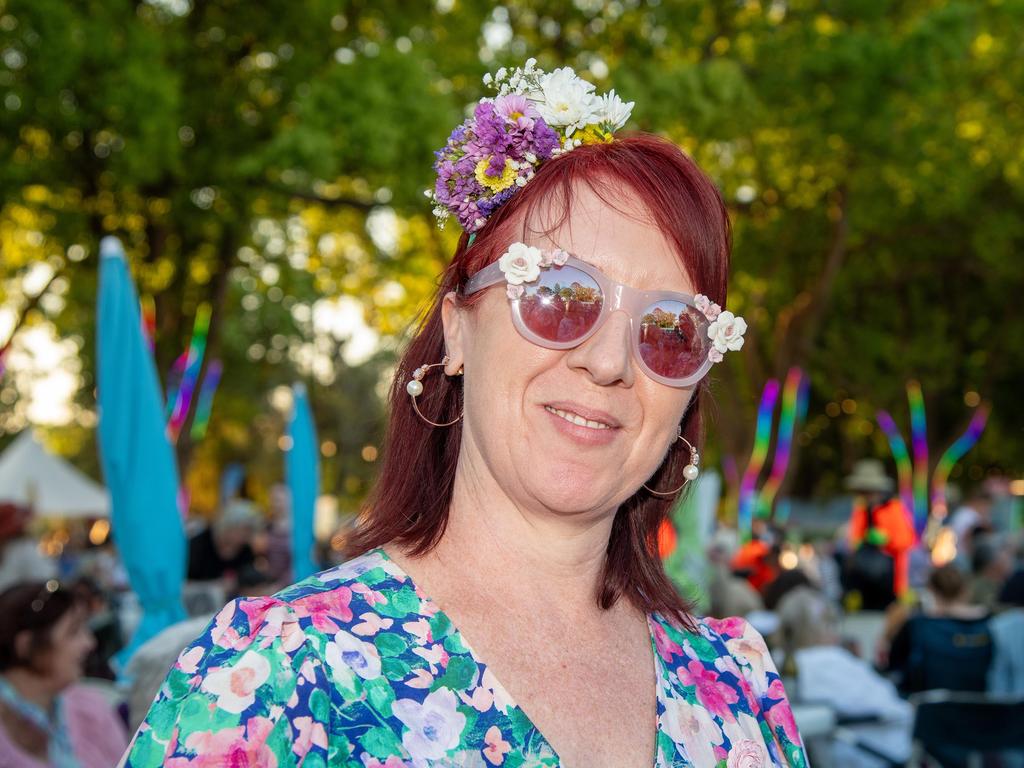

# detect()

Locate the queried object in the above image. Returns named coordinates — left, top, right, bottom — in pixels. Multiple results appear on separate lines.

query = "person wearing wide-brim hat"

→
left=845, top=459, right=916, bottom=602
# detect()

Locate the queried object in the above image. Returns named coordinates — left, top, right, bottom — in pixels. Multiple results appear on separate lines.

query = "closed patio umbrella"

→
left=286, top=382, right=319, bottom=581
left=96, top=236, right=186, bottom=665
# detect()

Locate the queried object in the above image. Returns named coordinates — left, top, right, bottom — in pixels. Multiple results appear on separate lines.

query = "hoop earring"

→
left=642, top=428, right=700, bottom=496
left=407, top=355, right=463, bottom=427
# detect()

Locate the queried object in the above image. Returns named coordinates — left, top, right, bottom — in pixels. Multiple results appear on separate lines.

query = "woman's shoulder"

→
left=651, top=612, right=771, bottom=660
left=650, top=612, right=785, bottom=701
left=205, top=549, right=409, bottom=638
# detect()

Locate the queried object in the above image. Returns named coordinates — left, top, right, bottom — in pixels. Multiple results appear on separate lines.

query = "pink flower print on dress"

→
left=483, top=725, right=512, bottom=765
left=351, top=582, right=387, bottom=607
left=352, top=611, right=394, bottom=637
left=725, top=636, right=771, bottom=697
left=651, top=619, right=684, bottom=662
left=176, top=645, right=204, bottom=674
left=361, top=758, right=409, bottom=768
left=200, top=649, right=271, bottom=714
left=292, top=587, right=352, bottom=633
left=406, top=667, right=435, bottom=689
left=766, top=678, right=803, bottom=745
left=292, top=715, right=329, bottom=759
left=402, top=617, right=432, bottom=646
left=279, top=617, right=307, bottom=653
left=210, top=602, right=247, bottom=650
left=658, top=694, right=723, bottom=766
left=459, top=684, right=494, bottom=713
left=677, top=660, right=740, bottom=721
left=704, top=615, right=748, bottom=640
left=726, top=738, right=770, bottom=768
left=413, top=642, right=449, bottom=674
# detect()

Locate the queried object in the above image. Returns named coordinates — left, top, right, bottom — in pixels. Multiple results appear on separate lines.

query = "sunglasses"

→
left=464, top=243, right=729, bottom=387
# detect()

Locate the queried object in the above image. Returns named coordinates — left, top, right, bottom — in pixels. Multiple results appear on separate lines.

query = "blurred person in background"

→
left=186, top=498, right=265, bottom=589
left=988, top=568, right=1024, bottom=695
left=886, top=564, right=991, bottom=696
left=0, top=580, right=127, bottom=767
left=950, top=489, right=995, bottom=544
left=969, top=534, right=1014, bottom=612
left=69, top=576, right=122, bottom=681
left=259, top=483, right=294, bottom=586
left=770, top=568, right=841, bottom=652
left=0, top=502, right=56, bottom=593
left=705, top=527, right=764, bottom=619
left=845, top=459, right=915, bottom=604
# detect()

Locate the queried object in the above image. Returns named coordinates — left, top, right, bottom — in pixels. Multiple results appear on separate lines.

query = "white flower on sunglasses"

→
left=707, top=311, right=747, bottom=356
left=499, top=243, right=543, bottom=286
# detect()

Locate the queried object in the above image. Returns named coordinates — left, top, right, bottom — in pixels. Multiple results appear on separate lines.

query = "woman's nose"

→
left=564, top=310, right=635, bottom=387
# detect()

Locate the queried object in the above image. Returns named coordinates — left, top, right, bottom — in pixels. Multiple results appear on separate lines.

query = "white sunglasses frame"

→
left=463, top=253, right=714, bottom=388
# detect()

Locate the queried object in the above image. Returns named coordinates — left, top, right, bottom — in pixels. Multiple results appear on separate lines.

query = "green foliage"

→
left=1, top=0, right=1021, bottom=518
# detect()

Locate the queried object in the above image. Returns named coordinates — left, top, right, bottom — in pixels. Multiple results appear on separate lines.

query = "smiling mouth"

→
left=544, top=405, right=613, bottom=430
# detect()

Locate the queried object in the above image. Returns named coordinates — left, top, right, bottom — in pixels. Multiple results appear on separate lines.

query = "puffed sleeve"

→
left=709, top=616, right=809, bottom=768
left=122, top=596, right=348, bottom=767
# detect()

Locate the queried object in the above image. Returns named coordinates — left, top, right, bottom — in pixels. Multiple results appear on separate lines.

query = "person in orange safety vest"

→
left=845, top=459, right=916, bottom=600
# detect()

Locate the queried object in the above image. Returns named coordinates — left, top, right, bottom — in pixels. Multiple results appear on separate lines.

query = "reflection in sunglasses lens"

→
left=638, top=301, right=707, bottom=380
left=519, top=265, right=604, bottom=343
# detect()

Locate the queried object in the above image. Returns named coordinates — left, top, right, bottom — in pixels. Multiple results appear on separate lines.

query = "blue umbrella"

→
left=286, top=382, right=319, bottom=580
left=96, top=237, right=186, bottom=666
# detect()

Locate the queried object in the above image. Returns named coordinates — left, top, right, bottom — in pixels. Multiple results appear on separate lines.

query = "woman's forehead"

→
left=521, top=183, right=692, bottom=293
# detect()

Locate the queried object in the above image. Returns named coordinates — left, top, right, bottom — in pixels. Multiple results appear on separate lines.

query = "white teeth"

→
left=544, top=406, right=611, bottom=430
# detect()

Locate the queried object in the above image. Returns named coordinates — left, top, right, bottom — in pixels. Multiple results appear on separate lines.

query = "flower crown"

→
left=427, top=59, right=633, bottom=233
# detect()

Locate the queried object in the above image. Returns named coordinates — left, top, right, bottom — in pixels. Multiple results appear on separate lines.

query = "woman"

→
left=0, top=580, right=128, bottom=767
left=125, top=61, right=806, bottom=767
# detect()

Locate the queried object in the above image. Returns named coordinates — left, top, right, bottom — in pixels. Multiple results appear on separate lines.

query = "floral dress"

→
left=124, top=549, right=808, bottom=767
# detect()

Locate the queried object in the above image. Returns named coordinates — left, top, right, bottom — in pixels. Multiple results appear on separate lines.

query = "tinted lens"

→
left=517, top=264, right=604, bottom=343
left=637, top=301, right=708, bottom=380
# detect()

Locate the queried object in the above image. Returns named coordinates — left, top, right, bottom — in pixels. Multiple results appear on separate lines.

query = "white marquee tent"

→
left=0, top=430, right=110, bottom=518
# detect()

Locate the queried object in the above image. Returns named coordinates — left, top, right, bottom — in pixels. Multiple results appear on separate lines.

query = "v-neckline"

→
left=372, top=547, right=672, bottom=768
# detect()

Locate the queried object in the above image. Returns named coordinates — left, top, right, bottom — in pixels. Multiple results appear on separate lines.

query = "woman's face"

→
left=445, top=184, right=697, bottom=517
left=40, top=606, right=94, bottom=690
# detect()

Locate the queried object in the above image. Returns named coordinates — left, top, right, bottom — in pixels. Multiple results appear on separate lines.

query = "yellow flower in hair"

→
left=577, top=125, right=614, bottom=145
left=474, top=157, right=518, bottom=193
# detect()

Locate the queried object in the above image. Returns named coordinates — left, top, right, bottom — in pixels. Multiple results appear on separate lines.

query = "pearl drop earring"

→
left=407, top=355, right=463, bottom=427
left=643, top=429, right=700, bottom=496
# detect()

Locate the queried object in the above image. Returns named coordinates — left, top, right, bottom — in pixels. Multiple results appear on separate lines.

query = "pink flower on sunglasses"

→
left=694, top=293, right=722, bottom=320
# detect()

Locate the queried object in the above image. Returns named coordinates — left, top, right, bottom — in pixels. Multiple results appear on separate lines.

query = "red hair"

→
left=347, top=134, right=731, bottom=625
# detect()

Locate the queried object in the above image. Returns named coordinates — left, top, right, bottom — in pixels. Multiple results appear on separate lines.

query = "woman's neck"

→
left=2, top=669, right=57, bottom=714
left=413, top=452, right=621, bottom=619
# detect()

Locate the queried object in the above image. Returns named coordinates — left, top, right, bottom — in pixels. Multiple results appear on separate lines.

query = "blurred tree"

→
left=1, top=0, right=1021, bottom=520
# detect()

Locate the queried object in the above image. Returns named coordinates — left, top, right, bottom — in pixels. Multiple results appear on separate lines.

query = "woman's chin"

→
left=525, top=469, right=632, bottom=515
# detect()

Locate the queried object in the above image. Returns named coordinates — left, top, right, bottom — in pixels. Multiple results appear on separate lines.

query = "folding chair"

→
left=907, top=690, right=1024, bottom=768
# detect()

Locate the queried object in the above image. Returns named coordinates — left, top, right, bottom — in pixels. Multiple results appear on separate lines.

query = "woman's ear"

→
left=441, top=291, right=466, bottom=375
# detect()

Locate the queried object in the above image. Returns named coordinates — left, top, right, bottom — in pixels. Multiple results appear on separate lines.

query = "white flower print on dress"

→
left=392, top=687, right=467, bottom=761
left=325, top=629, right=381, bottom=681
left=201, top=649, right=271, bottom=714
